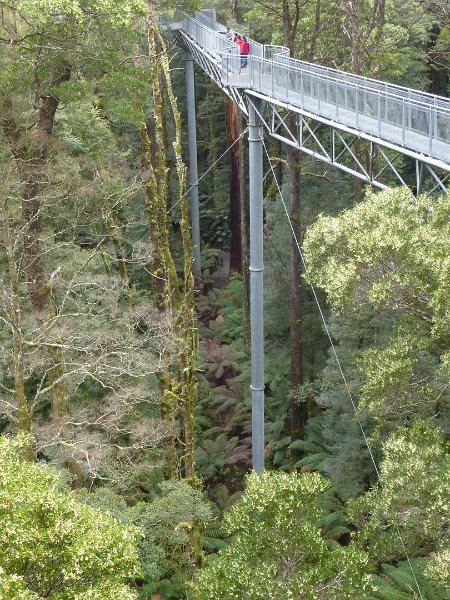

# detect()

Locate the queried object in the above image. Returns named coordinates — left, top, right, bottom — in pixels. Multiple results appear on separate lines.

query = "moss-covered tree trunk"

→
left=1, top=68, right=71, bottom=428
left=141, top=16, right=178, bottom=477
left=1, top=214, right=34, bottom=460
left=145, top=5, right=199, bottom=490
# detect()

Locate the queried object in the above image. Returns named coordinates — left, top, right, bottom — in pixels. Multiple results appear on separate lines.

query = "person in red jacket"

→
left=241, top=36, right=250, bottom=68
left=235, top=35, right=243, bottom=70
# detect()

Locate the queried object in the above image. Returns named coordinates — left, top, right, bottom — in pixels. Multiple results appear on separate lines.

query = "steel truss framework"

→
left=175, top=28, right=449, bottom=197
left=246, top=93, right=450, bottom=195
left=166, top=15, right=449, bottom=474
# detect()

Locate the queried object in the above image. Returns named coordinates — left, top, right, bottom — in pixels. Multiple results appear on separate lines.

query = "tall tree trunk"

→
left=164, top=57, right=197, bottom=481
left=307, top=0, right=321, bottom=61
left=151, top=9, right=201, bottom=575
left=286, top=141, right=307, bottom=463
left=282, top=3, right=307, bottom=459
left=229, top=0, right=238, bottom=20
left=1, top=63, right=71, bottom=426
left=143, top=12, right=179, bottom=478
left=340, top=0, right=386, bottom=202
left=2, top=214, right=35, bottom=461
left=146, top=4, right=199, bottom=488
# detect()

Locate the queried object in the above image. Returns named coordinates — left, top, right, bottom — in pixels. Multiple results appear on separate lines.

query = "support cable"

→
left=166, top=126, right=249, bottom=215
left=262, top=138, right=425, bottom=600
left=134, top=126, right=249, bottom=251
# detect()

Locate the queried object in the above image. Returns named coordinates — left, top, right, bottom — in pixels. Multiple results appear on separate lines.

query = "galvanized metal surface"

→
left=180, top=11, right=450, bottom=170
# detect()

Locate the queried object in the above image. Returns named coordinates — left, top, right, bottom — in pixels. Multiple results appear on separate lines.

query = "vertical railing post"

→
left=385, top=84, right=389, bottom=121
left=317, top=74, right=321, bottom=111
left=408, top=97, right=412, bottom=132
left=378, top=91, right=381, bottom=136
left=335, top=80, right=338, bottom=118
left=248, top=96, right=265, bottom=473
left=272, top=59, right=275, bottom=98
left=429, top=108, right=433, bottom=155
left=301, top=71, right=304, bottom=106
left=285, top=65, right=289, bottom=101
left=402, top=98, right=406, bottom=146
left=432, top=107, right=437, bottom=155
left=185, top=50, right=201, bottom=277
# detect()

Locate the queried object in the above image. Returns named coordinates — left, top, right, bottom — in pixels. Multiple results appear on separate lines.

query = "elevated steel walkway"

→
left=165, top=9, right=450, bottom=473
left=169, top=10, right=450, bottom=194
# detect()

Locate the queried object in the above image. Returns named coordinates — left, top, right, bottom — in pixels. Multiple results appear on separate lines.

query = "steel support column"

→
left=185, top=50, right=201, bottom=277
left=248, top=97, right=265, bottom=473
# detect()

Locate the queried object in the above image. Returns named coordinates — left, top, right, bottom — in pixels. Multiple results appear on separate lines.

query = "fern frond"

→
left=294, top=453, right=328, bottom=468
left=289, top=439, right=325, bottom=452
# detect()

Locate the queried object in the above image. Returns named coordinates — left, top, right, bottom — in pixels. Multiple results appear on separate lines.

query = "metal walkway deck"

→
left=165, top=9, right=450, bottom=473
left=171, top=9, right=450, bottom=194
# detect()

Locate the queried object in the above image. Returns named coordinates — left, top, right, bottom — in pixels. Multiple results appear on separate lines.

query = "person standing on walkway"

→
left=225, top=27, right=234, bottom=42
left=241, top=36, right=250, bottom=68
left=235, top=35, right=246, bottom=68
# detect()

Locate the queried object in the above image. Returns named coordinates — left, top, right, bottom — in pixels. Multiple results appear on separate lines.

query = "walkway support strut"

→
left=248, top=97, right=265, bottom=473
left=185, top=50, right=201, bottom=277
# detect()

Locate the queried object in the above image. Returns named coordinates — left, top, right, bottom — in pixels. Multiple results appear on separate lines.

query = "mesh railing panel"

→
left=183, top=15, right=236, bottom=57
left=275, top=55, right=448, bottom=109
left=253, top=56, right=449, bottom=159
left=180, top=13, right=450, bottom=162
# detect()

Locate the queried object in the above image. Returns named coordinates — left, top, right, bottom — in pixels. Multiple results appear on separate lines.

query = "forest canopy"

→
left=0, top=0, right=448, bottom=598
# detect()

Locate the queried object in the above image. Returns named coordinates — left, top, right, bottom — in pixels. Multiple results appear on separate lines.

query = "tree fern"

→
left=201, top=522, right=229, bottom=553
left=290, top=439, right=326, bottom=453
left=359, top=560, right=450, bottom=600
left=294, top=452, right=328, bottom=470
left=290, top=414, right=331, bottom=473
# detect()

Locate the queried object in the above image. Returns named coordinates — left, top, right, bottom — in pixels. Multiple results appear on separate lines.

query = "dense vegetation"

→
left=0, top=0, right=448, bottom=599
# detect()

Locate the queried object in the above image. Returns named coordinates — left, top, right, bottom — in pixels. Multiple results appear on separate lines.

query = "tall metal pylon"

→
left=168, top=9, right=450, bottom=474
left=248, top=97, right=265, bottom=473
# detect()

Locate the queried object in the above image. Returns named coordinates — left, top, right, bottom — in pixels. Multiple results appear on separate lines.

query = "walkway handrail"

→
left=179, top=10, right=449, bottom=163
left=244, top=55, right=449, bottom=156
left=264, top=45, right=290, bottom=61
left=190, top=10, right=289, bottom=61
left=275, top=54, right=449, bottom=111
left=271, top=55, right=450, bottom=116
left=183, top=13, right=237, bottom=59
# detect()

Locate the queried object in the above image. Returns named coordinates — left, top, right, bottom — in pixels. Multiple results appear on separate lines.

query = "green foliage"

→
left=0, top=0, right=147, bottom=103
left=199, top=195, right=230, bottom=247
left=348, top=421, right=449, bottom=564
left=78, top=479, right=213, bottom=600
left=205, top=274, right=246, bottom=344
left=424, top=548, right=450, bottom=590
left=193, top=471, right=373, bottom=599
left=290, top=414, right=330, bottom=471
left=304, top=190, right=449, bottom=336
left=0, top=434, right=140, bottom=599
left=360, top=560, right=450, bottom=600
left=301, top=188, right=449, bottom=497
left=200, top=522, right=229, bottom=553
left=243, top=0, right=434, bottom=84
left=0, top=566, right=38, bottom=600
